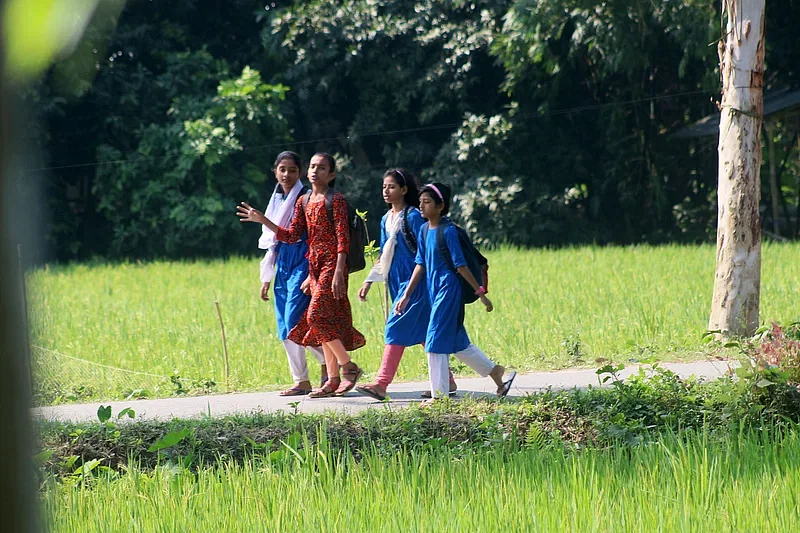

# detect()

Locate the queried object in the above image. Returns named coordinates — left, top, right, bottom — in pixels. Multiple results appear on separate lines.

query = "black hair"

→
left=273, top=151, right=302, bottom=170
left=312, top=152, right=336, bottom=187
left=384, top=168, right=420, bottom=207
left=419, top=182, right=452, bottom=216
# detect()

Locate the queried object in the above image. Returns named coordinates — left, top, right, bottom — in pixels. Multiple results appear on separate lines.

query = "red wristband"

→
left=475, top=286, right=486, bottom=296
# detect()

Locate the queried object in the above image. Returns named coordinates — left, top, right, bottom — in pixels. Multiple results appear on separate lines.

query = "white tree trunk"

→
left=709, top=0, right=765, bottom=338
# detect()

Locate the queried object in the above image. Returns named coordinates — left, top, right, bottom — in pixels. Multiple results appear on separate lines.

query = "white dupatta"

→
left=258, top=181, right=304, bottom=283
left=364, top=210, right=403, bottom=283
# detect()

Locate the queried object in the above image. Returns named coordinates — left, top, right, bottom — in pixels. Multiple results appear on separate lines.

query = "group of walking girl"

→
left=237, top=151, right=516, bottom=402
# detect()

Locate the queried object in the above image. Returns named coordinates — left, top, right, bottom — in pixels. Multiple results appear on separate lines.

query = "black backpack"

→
left=421, top=218, right=488, bottom=304
left=302, top=189, right=367, bottom=273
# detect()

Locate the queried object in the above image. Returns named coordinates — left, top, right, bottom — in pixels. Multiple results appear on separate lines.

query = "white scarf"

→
left=364, top=209, right=403, bottom=283
left=259, top=181, right=304, bottom=282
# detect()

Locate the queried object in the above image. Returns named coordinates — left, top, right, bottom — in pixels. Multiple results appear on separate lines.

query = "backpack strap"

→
left=420, top=223, right=432, bottom=264
left=302, top=189, right=337, bottom=226
left=324, top=189, right=336, bottom=225
left=436, top=218, right=456, bottom=272
left=400, top=205, right=418, bottom=254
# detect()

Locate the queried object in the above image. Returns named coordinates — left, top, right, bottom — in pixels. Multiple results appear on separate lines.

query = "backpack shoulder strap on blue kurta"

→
left=436, top=218, right=456, bottom=272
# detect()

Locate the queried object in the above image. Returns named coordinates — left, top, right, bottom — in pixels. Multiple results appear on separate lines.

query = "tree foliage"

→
left=92, top=65, right=289, bottom=257
left=26, top=0, right=800, bottom=259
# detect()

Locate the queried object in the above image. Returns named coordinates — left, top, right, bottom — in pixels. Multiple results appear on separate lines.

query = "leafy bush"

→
left=750, top=323, right=800, bottom=383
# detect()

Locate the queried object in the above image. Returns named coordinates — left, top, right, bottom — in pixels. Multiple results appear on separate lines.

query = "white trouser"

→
left=427, top=344, right=495, bottom=399
left=282, top=339, right=325, bottom=382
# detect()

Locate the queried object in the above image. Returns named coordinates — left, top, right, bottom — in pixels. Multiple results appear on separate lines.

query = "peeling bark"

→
left=709, top=0, right=765, bottom=338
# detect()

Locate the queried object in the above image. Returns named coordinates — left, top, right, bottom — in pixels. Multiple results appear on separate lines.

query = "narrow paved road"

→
left=32, top=360, right=732, bottom=423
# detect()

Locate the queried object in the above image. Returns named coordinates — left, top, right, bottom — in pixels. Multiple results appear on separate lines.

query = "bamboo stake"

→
left=214, top=301, right=229, bottom=386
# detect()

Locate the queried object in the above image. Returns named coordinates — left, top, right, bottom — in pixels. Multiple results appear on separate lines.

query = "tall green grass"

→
left=41, top=429, right=800, bottom=532
left=27, top=243, right=800, bottom=401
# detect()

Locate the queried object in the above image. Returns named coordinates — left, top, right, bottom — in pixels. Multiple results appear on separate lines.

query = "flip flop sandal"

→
left=279, top=387, right=311, bottom=397
left=497, top=371, right=518, bottom=398
left=309, top=380, right=340, bottom=399
left=355, top=384, right=386, bottom=401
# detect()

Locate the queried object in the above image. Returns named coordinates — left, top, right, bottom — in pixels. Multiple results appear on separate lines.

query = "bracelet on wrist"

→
left=475, top=286, right=487, bottom=296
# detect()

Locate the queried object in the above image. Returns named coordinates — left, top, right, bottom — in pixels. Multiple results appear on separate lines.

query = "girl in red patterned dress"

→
left=238, top=153, right=366, bottom=398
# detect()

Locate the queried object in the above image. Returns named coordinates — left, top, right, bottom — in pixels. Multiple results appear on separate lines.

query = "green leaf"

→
left=116, top=407, right=136, bottom=420
left=148, top=428, right=192, bottom=453
left=97, top=405, right=112, bottom=423
left=33, top=449, right=54, bottom=468
left=755, top=379, right=775, bottom=388
left=76, top=458, right=102, bottom=476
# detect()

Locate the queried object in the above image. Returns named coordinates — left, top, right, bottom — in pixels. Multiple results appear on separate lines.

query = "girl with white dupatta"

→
left=355, top=169, right=456, bottom=401
left=257, top=152, right=326, bottom=396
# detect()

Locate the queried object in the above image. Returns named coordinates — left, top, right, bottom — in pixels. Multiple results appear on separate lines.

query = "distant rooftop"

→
left=673, top=87, right=800, bottom=138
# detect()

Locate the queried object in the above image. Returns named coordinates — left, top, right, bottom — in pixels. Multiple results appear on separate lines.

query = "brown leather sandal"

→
left=279, top=386, right=311, bottom=397
left=309, top=379, right=341, bottom=399
left=335, top=363, right=363, bottom=396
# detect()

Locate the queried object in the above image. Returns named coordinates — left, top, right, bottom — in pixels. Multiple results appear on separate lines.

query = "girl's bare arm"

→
left=456, top=266, right=493, bottom=312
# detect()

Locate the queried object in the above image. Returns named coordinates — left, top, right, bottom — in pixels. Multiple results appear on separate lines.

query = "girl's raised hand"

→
left=236, top=202, right=266, bottom=224
left=358, top=282, right=372, bottom=301
left=480, top=294, right=494, bottom=313
left=332, top=269, right=346, bottom=299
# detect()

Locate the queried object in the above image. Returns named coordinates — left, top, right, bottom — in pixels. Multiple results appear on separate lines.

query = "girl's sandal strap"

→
left=309, top=380, right=340, bottom=399
left=335, top=368, right=363, bottom=396
left=279, top=386, right=311, bottom=397
left=342, top=363, right=361, bottom=381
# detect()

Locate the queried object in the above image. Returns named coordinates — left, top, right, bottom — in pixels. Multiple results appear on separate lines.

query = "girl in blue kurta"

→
left=256, top=152, right=325, bottom=396
left=395, top=182, right=516, bottom=402
left=355, top=169, right=456, bottom=401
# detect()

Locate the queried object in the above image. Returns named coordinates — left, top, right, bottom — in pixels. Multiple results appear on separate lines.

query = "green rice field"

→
left=28, top=243, right=800, bottom=403
left=41, top=429, right=800, bottom=532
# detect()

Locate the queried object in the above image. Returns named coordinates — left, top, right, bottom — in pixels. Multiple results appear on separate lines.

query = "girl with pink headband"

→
left=355, top=169, right=456, bottom=401
left=395, top=182, right=515, bottom=402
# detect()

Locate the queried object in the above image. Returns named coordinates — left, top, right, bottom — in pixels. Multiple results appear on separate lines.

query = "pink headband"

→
left=424, top=183, right=444, bottom=202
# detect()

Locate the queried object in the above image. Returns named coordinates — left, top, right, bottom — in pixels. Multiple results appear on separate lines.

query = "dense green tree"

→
left=23, top=0, right=800, bottom=259
left=92, top=66, right=290, bottom=257
left=437, top=0, right=721, bottom=246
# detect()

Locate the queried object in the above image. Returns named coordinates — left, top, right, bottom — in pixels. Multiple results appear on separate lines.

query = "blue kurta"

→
left=383, top=208, right=430, bottom=346
left=415, top=221, right=471, bottom=354
left=272, top=195, right=312, bottom=340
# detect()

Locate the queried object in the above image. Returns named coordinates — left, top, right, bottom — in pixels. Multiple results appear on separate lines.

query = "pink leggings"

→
left=376, top=344, right=454, bottom=388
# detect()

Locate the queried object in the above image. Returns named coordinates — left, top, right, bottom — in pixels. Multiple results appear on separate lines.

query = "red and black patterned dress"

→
left=276, top=192, right=366, bottom=351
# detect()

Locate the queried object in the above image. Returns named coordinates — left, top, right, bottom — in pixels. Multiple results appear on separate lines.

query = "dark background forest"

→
left=21, top=0, right=800, bottom=261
